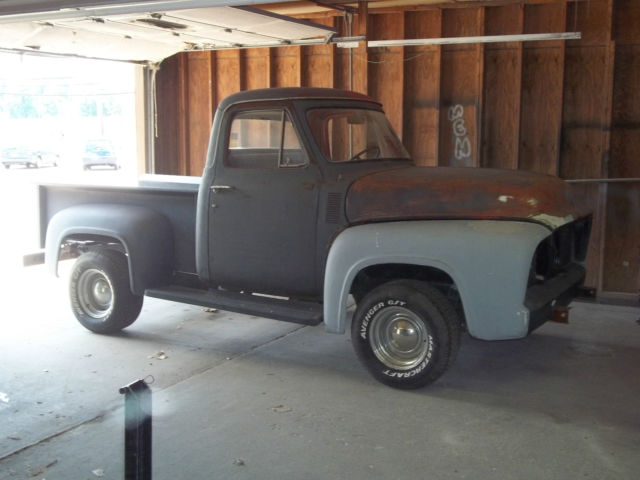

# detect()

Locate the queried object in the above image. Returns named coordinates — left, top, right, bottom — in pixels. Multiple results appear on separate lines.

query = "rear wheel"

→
left=351, top=280, right=460, bottom=389
left=69, top=249, right=143, bottom=333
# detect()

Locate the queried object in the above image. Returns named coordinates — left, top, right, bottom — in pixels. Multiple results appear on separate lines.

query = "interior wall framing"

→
left=153, top=0, right=640, bottom=301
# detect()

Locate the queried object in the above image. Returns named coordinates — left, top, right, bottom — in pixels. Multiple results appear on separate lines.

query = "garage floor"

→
left=0, top=262, right=639, bottom=480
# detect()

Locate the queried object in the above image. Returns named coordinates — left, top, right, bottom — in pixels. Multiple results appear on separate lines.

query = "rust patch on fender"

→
left=346, top=167, right=591, bottom=229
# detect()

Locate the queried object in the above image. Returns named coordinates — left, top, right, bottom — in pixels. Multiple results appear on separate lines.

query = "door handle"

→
left=210, top=185, right=234, bottom=192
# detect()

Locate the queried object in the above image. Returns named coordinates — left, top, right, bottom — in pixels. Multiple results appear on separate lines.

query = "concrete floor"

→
left=0, top=262, right=639, bottom=480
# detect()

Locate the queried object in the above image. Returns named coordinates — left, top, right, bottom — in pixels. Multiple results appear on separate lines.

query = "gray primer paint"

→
left=323, top=220, right=551, bottom=340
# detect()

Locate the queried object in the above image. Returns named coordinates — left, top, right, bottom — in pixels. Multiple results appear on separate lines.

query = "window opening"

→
left=227, top=109, right=308, bottom=169
left=307, top=108, right=409, bottom=163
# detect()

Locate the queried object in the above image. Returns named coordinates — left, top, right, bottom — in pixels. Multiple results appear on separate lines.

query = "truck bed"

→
left=38, top=175, right=200, bottom=275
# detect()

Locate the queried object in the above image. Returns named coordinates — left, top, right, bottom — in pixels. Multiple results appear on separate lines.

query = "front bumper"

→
left=83, top=157, right=117, bottom=167
left=3, top=159, right=31, bottom=166
left=525, top=263, right=586, bottom=332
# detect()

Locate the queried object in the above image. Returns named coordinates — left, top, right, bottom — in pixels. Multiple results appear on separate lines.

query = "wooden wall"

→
left=154, top=0, right=639, bottom=300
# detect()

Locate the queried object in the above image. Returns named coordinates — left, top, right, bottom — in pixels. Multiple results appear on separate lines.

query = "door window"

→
left=227, top=110, right=308, bottom=169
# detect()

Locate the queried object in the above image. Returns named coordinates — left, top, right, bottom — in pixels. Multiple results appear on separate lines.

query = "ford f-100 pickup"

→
left=38, top=87, right=591, bottom=388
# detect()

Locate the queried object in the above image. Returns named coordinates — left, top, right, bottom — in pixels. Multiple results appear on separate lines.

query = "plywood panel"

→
left=442, top=7, right=481, bottom=38
left=439, top=49, right=480, bottom=168
left=519, top=47, right=564, bottom=175
left=368, top=13, right=404, bottom=137
left=482, top=47, right=521, bottom=170
left=332, top=8, right=358, bottom=92
left=186, top=51, right=213, bottom=176
left=154, top=54, right=181, bottom=175
left=481, top=4, right=523, bottom=170
left=519, top=2, right=566, bottom=175
left=214, top=50, right=241, bottom=105
left=603, top=43, right=640, bottom=294
left=439, top=7, right=482, bottom=167
left=524, top=2, right=565, bottom=36
left=334, top=46, right=351, bottom=92
left=405, top=8, right=441, bottom=40
left=303, top=45, right=333, bottom=88
left=613, top=0, right=640, bottom=45
left=403, top=48, right=440, bottom=166
left=611, top=45, right=640, bottom=178
left=242, top=48, right=271, bottom=91
left=560, top=46, right=611, bottom=179
left=484, top=3, right=523, bottom=36
left=302, top=16, right=334, bottom=88
left=602, top=184, right=640, bottom=293
left=403, top=10, right=441, bottom=166
left=351, top=2, right=369, bottom=95
left=566, top=0, right=612, bottom=45
left=602, top=41, right=640, bottom=294
left=272, top=46, right=300, bottom=88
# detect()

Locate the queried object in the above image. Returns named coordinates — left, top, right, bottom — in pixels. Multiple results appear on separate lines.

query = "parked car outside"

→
left=1, top=147, right=59, bottom=169
left=82, top=139, right=119, bottom=170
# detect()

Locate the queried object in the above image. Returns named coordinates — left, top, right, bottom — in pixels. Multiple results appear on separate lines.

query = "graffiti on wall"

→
left=447, top=104, right=472, bottom=166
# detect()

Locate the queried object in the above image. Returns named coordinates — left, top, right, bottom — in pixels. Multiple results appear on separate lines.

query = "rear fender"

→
left=324, top=220, right=551, bottom=340
left=45, top=204, right=173, bottom=295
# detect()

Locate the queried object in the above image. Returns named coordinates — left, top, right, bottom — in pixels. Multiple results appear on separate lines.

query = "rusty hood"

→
left=345, top=167, right=591, bottom=230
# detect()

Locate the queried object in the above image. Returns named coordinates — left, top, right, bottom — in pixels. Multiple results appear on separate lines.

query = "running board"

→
left=145, top=286, right=323, bottom=326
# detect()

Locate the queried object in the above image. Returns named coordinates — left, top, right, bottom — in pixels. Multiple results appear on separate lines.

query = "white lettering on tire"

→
left=360, top=302, right=384, bottom=339
left=360, top=299, right=407, bottom=339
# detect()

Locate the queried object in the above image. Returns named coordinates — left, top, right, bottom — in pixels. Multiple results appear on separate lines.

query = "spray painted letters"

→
left=447, top=104, right=472, bottom=165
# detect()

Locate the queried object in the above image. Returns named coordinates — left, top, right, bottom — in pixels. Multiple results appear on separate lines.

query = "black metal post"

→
left=119, top=379, right=152, bottom=480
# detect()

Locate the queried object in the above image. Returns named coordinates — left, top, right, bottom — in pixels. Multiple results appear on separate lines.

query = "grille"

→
left=532, top=216, right=591, bottom=282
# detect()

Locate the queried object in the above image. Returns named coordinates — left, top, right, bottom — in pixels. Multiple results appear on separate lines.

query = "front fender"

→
left=323, top=220, right=551, bottom=340
left=45, top=204, right=173, bottom=295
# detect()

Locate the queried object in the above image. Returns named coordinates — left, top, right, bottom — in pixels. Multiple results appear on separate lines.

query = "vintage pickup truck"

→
left=38, top=87, right=591, bottom=388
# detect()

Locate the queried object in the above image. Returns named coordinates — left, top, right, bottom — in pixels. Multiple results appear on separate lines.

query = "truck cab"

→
left=196, top=88, right=412, bottom=299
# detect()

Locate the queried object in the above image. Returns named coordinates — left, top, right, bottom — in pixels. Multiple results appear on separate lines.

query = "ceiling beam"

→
left=368, top=32, right=581, bottom=47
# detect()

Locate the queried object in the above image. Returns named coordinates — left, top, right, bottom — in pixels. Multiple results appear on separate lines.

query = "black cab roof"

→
left=217, top=87, right=380, bottom=112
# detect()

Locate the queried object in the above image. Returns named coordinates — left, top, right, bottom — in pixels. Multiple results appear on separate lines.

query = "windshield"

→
left=307, top=108, right=410, bottom=163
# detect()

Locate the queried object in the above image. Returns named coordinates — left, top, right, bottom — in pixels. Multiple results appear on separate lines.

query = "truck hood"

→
left=345, top=167, right=590, bottom=230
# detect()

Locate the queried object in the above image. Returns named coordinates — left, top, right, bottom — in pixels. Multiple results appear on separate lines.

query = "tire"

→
left=351, top=280, right=461, bottom=389
left=69, top=249, right=143, bottom=333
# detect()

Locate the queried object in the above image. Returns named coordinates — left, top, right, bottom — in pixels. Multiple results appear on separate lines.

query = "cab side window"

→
left=227, top=109, right=308, bottom=169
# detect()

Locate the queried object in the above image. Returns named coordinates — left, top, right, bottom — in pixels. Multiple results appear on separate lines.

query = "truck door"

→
left=208, top=108, right=321, bottom=298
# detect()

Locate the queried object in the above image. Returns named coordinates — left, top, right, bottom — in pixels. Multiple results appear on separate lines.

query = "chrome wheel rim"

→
left=369, top=307, right=430, bottom=370
left=77, top=269, right=113, bottom=319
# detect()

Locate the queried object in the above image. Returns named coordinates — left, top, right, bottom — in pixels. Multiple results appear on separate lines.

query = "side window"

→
left=227, top=109, right=308, bottom=169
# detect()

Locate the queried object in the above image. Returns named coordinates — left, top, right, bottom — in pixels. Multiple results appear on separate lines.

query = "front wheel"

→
left=351, top=280, right=461, bottom=389
left=69, top=249, right=143, bottom=333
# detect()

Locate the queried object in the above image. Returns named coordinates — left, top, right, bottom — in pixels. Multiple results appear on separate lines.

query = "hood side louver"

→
left=325, top=193, right=342, bottom=224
